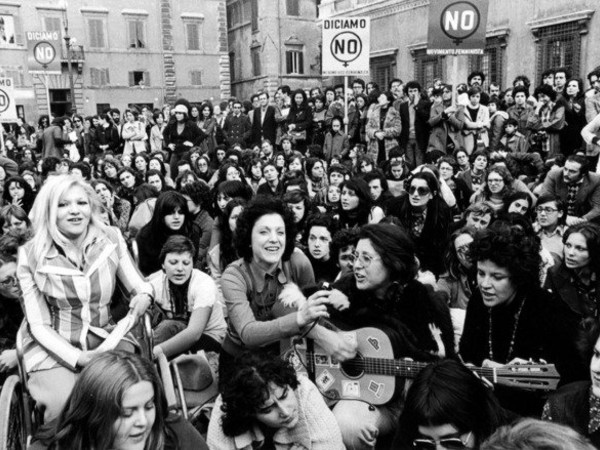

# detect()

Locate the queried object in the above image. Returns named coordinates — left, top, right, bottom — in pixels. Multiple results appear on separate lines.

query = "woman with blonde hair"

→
left=18, top=174, right=153, bottom=422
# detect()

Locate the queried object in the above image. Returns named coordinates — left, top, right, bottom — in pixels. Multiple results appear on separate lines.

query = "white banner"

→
left=322, top=17, right=370, bottom=77
left=0, top=77, right=18, bottom=123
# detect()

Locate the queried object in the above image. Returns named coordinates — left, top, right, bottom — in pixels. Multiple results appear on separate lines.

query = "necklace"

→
left=488, top=296, right=526, bottom=362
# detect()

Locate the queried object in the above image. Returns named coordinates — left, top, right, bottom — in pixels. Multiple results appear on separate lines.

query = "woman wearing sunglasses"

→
left=393, top=359, right=512, bottom=450
left=386, top=171, right=452, bottom=276
left=328, top=223, right=454, bottom=449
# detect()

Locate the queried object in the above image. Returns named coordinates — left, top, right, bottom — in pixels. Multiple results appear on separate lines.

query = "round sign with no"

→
left=33, top=41, right=57, bottom=66
left=0, top=88, right=10, bottom=114
left=440, top=1, right=481, bottom=44
left=330, top=31, right=362, bottom=68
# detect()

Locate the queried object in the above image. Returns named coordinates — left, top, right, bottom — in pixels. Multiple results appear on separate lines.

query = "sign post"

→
left=26, top=31, right=61, bottom=116
left=427, top=1, right=488, bottom=103
left=322, top=17, right=370, bottom=134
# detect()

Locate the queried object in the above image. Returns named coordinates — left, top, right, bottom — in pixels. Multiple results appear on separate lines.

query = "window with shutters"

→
left=90, top=68, right=110, bottom=87
left=127, top=19, right=145, bottom=49
left=412, top=49, right=443, bottom=89
left=86, top=17, right=106, bottom=49
left=286, top=0, right=300, bottom=16
left=468, top=37, right=505, bottom=90
left=185, top=22, right=202, bottom=51
left=227, top=2, right=241, bottom=28
left=229, top=52, right=236, bottom=81
left=96, top=103, right=110, bottom=115
left=251, top=46, right=261, bottom=77
left=190, top=70, right=202, bottom=86
left=0, top=14, right=19, bottom=46
left=286, top=50, right=304, bottom=74
left=128, top=70, right=149, bottom=87
left=370, top=56, right=396, bottom=91
left=533, top=22, right=581, bottom=82
left=251, top=0, right=258, bottom=32
left=0, top=67, right=24, bottom=87
left=43, top=16, right=62, bottom=34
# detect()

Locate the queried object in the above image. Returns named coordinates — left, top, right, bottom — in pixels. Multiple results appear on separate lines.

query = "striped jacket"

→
left=18, top=226, right=152, bottom=372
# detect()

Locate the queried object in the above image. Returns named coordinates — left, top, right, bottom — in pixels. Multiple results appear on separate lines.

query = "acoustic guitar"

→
left=291, top=327, right=561, bottom=405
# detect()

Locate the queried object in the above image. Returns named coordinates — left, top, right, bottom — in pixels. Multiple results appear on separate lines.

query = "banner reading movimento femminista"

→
left=322, top=17, right=370, bottom=76
left=427, top=0, right=488, bottom=55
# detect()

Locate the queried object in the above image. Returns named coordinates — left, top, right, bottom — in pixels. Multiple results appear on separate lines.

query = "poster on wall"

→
left=0, top=15, right=15, bottom=46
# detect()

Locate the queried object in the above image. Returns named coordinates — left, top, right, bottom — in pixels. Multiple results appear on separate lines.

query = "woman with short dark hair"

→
left=328, top=223, right=454, bottom=449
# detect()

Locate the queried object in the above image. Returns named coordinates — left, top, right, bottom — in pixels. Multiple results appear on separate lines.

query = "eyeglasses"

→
left=413, top=432, right=472, bottom=450
left=408, top=186, right=431, bottom=196
left=352, top=252, right=380, bottom=268
left=536, top=206, right=558, bottom=214
left=0, top=276, right=17, bottom=288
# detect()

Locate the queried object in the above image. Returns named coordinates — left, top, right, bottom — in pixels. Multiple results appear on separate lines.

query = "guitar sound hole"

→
left=341, top=353, right=364, bottom=378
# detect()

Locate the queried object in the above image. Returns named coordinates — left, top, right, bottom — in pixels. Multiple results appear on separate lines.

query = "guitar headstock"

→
left=491, top=363, right=561, bottom=391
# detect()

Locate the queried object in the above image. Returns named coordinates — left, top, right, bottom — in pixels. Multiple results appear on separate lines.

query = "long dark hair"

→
left=339, top=177, right=372, bottom=228
left=393, top=359, right=509, bottom=449
left=396, top=172, right=448, bottom=233
left=143, top=191, right=191, bottom=240
left=444, top=226, right=478, bottom=280
left=219, top=198, right=246, bottom=270
left=2, top=176, right=36, bottom=213
left=563, top=222, right=600, bottom=274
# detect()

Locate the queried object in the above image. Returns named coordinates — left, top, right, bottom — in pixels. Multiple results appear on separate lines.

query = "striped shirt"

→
left=18, top=226, right=152, bottom=372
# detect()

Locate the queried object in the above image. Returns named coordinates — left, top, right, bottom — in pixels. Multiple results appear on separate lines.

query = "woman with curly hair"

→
left=459, top=224, right=559, bottom=415
left=219, top=197, right=355, bottom=385
left=207, top=352, right=343, bottom=450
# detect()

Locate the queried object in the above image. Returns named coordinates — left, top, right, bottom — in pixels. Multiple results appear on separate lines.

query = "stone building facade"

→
left=0, top=0, right=230, bottom=122
left=226, top=0, right=322, bottom=100
left=319, top=0, right=599, bottom=91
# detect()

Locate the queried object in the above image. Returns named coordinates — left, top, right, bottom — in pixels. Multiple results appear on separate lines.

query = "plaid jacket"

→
left=18, top=226, right=152, bottom=372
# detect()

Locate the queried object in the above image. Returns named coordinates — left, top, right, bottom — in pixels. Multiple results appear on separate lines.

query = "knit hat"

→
left=173, top=104, right=189, bottom=115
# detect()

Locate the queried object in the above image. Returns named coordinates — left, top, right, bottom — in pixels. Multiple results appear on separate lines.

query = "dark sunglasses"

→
left=408, top=186, right=431, bottom=196
left=413, top=432, right=472, bottom=450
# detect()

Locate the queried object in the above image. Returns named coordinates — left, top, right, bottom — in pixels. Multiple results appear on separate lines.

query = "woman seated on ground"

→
left=219, top=196, right=356, bottom=385
left=470, top=165, right=516, bottom=215
left=328, top=223, right=455, bottom=449
left=437, top=226, right=478, bottom=349
left=386, top=171, right=452, bottom=276
left=393, top=359, right=513, bottom=450
left=459, top=223, right=560, bottom=415
left=19, top=175, right=153, bottom=422
left=91, top=180, right=131, bottom=234
left=303, top=213, right=339, bottom=284
left=149, top=236, right=226, bottom=359
left=136, top=191, right=197, bottom=276
left=338, top=177, right=385, bottom=229
left=3, top=175, right=36, bottom=213
left=542, top=319, right=600, bottom=449
left=0, top=235, right=24, bottom=384
left=39, top=351, right=208, bottom=450
left=207, top=198, right=246, bottom=292
left=0, top=204, right=32, bottom=239
left=207, top=352, right=344, bottom=450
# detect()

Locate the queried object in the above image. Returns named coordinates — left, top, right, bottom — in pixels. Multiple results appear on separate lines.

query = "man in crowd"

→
left=251, top=91, right=277, bottom=146
left=585, top=69, right=600, bottom=121
left=223, top=100, right=251, bottom=148
left=539, top=155, right=600, bottom=226
left=399, top=81, right=431, bottom=169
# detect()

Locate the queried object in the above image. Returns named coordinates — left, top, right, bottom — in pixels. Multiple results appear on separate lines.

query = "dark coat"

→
left=544, top=381, right=600, bottom=448
left=223, top=114, right=252, bottom=147
left=544, top=262, right=600, bottom=384
left=251, top=106, right=278, bottom=146
left=539, top=168, right=600, bottom=222
left=399, top=99, right=432, bottom=152
left=163, top=120, right=205, bottom=154
left=385, top=194, right=452, bottom=276
left=331, top=276, right=455, bottom=361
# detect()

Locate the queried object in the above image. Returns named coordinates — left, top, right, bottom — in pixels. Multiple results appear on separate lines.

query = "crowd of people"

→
left=2, top=65, right=600, bottom=449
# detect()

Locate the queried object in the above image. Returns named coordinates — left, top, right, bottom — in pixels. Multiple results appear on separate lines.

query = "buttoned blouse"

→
left=18, top=226, right=152, bottom=372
